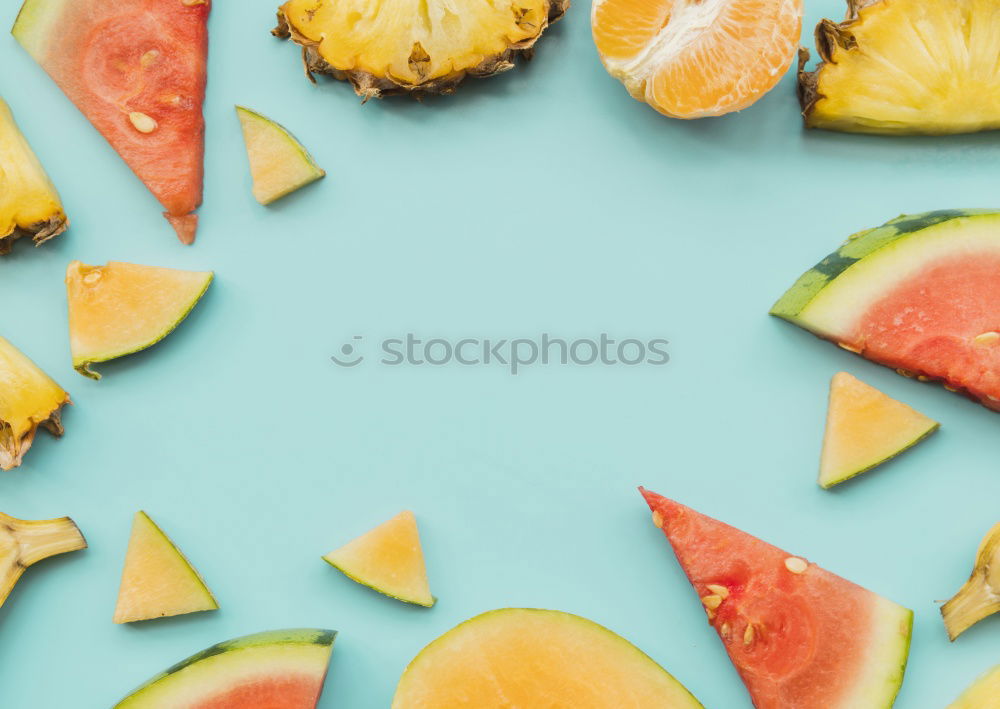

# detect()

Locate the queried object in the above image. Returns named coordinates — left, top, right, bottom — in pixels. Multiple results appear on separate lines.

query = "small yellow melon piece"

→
left=820, top=372, right=939, bottom=488
left=947, top=665, right=1000, bottom=709
left=0, top=336, right=70, bottom=471
left=322, top=510, right=433, bottom=607
left=66, top=261, right=213, bottom=379
left=113, top=511, right=218, bottom=624
left=236, top=106, right=324, bottom=205
left=392, top=608, right=705, bottom=708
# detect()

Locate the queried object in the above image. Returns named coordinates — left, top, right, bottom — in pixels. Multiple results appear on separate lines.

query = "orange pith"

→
left=592, top=0, right=803, bottom=118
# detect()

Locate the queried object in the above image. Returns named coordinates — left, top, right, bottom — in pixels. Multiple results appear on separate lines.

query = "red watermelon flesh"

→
left=191, top=673, right=324, bottom=708
left=13, top=0, right=210, bottom=244
left=640, top=489, right=912, bottom=709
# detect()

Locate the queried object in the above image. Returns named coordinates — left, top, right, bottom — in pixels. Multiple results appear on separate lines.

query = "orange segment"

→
left=593, top=0, right=802, bottom=118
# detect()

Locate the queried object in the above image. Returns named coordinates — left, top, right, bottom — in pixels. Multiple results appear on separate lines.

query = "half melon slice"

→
left=322, top=510, right=434, bottom=607
left=113, top=511, right=217, bottom=624
left=771, top=210, right=1000, bottom=412
left=392, top=608, right=704, bottom=708
left=820, top=372, right=938, bottom=488
left=0, top=336, right=70, bottom=471
left=641, top=488, right=912, bottom=709
left=114, top=628, right=336, bottom=708
left=947, top=665, right=1000, bottom=709
left=13, top=0, right=211, bottom=244
left=66, top=260, right=212, bottom=379
left=236, top=106, right=325, bottom=205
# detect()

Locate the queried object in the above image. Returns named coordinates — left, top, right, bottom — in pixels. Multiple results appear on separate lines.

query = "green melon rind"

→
left=819, top=420, right=940, bottom=489
left=114, top=628, right=336, bottom=708
left=74, top=271, right=213, bottom=380
left=835, top=596, right=913, bottom=709
left=235, top=105, right=325, bottom=205
left=321, top=553, right=436, bottom=608
left=770, top=209, right=1000, bottom=325
left=392, top=608, right=704, bottom=708
left=11, top=0, right=69, bottom=59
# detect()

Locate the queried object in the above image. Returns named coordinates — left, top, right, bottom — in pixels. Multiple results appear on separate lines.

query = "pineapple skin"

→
left=0, top=97, right=68, bottom=254
left=800, top=0, right=1000, bottom=135
left=273, top=0, right=570, bottom=99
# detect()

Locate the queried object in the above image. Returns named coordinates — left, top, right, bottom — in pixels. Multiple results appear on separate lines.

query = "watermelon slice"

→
left=113, top=628, right=336, bottom=708
left=820, top=372, right=939, bottom=488
left=12, top=0, right=211, bottom=244
left=322, top=510, right=434, bottom=607
left=771, top=210, right=1000, bottom=412
left=113, top=511, right=218, bottom=624
left=640, top=488, right=912, bottom=709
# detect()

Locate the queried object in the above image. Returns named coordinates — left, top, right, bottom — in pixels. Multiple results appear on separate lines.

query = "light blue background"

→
left=1, top=0, right=998, bottom=706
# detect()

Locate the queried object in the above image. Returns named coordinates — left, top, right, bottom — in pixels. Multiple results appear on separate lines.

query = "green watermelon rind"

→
left=11, top=0, right=69, bottom=58
left=770, top=209, right=1000, bottom=326
left=842, top=597, right=913, bottom=709
left=114, top=628, right=336, bottom=708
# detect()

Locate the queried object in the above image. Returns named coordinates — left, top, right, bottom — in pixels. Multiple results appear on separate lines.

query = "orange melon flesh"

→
left=947, top=665, right=1000, bottom=709
left=236, top=106, right=325, bottom=205
left=392, top=608, right=704, bottom=708
left=114, top=511, right=217, bottom=624
left=820, top=372, right=939, bottom=488
left=322, top=511, right=434, bottom=607
left=66, top=260, right=212, bottom=379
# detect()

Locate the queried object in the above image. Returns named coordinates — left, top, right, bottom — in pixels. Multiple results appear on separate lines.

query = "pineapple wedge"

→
left=0, top=337, right=70, bottom=471
left=800, top=0, right=1000, bottom=135
left=0, top=97, right=68, bottom=254
left=0, top=511, right=86, bottom=610
left=273, top=0, right=569, bottom=99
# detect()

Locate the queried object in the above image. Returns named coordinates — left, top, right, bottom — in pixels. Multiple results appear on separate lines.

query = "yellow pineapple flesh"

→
left=0, top=97, right=68, bottom=254
left=0, top=337, right=70, bottom=471
left=800, top=0, right=1000, bottom=135
left=274, top=0, right=569, bottom=98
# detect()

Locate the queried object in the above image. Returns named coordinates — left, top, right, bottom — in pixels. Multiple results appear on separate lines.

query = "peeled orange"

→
left=592, top=0, right=803, bottom=118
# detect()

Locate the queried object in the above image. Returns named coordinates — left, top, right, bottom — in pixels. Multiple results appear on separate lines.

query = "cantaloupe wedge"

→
left=236, top=106, right=324, bottom=205
left=392, top=608, right=704, bottom=708
left=114, top=511, right=218, bottom=624
left=322, top=511, right=434, bottom=607
left=947, top=665, right=1000, bottom=709
left=820, top=372, right=938, bottom=488
left=66, top=261, right=213, bottom=379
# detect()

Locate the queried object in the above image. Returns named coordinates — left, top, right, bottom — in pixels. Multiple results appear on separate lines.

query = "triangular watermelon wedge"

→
left=640, top=489, right=912, bottom=709
left=13, top=0, right=210, bottom=244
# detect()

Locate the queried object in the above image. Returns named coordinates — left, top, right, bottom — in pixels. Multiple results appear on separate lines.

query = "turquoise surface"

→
left=1, top=0, right=998, bottom=706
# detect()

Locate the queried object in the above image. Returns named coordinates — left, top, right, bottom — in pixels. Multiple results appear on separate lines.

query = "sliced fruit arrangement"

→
left=114, top=511, right=217, bottom=624
left=236, top=106, right=325, bottom=205
left=0, top=96, right=67, bottom=254
left=0, top=336, right=70, bottom=471
left=323, top=510, right=434, bottom=607
left=800, top=0, right=1000, bottom=135
left=947, top=665, right=1000, bottom=709
left=0, top=511, right=85, bottom=610
left=771, top=210, right=1000, bottom=412
left=13, top=0, right=211, bottom=244
left=592, top=0, right=802, bottom=118
left=392, top=608, right=703, bottom=708
left=273, top=0, right=568, bottom=99
left=113, top=628, right=336, bottom=708
left=641, top=488, right=912, bottom=709
left=820, top=372, right=938, bottom=489
left=941, top=522, right=1000, bottom=641
left=66, top=260, right=213, bottom=379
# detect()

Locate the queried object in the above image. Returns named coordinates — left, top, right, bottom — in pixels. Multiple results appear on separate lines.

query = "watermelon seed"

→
left=973, top=331, right=1000, bottom=346
left=181, top=0, right=207, bottom=5
left=720, top=623, right=731, bottom=638
left=701, top=594, right=723, bottom=610
left=651, top=511, right=664, bottom=529
left=706, top=584, right=729, bottom=599
left=784, top=557, right=808, bottom=574
left=838, top=342, right=861, bottom=354
left=705, top=608, right=716, bottom=621
left=896, top=368, right=915, bottom=378
left=917, top=375, right=931, bottom=382
left=743, top=624, right=755, bottom=645
left=129, top=112, right=158, bottom=134
left=140, top=50, right=160, bottom=68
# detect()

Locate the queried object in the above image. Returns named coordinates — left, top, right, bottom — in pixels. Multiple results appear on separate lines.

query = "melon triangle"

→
left=639, top=488, right=912, bottom=709
left=820, top=372, right=939, bottom=488
left=322, top=511, right=434, bottom=607
left=114, top=511, right=218, bottom=624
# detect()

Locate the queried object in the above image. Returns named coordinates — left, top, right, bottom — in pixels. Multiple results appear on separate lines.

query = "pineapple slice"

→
left=273, top=0, right=569, bottom=99
left=0, top=97, right=68, bottom=254
left=1, top=511, right=86, bottom=610
left=800, top=0, right=1000, bottom=135
left=0, top=337, right=70, bottom=471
